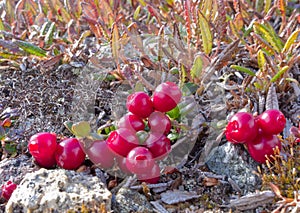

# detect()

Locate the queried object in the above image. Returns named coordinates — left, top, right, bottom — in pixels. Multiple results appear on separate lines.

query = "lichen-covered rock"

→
left=112, top=187, right=154, bottom=213
left=5, top=168, right=111, bottom=213
left=0, top=154, right=36, bottom=184
left=205, top=142, right=261, bottom=194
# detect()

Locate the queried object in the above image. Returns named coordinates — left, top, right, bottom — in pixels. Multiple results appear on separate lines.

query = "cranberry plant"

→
left=62, top=81, right=200, bottom=183
left=225, top=109, right=286, bottom=164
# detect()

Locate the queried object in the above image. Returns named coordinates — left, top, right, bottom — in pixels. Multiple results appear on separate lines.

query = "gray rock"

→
left=205, top=142, right=261, bottom=194
left=5, top=168, right=111, bottom=213
left=0, top=155, right=36, bottom=185
left=112, top=187, right=154, bottom=213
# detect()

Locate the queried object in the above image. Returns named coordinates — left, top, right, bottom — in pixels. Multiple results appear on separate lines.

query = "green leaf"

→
left=166, top=105, right=180, bottom=119
left=182, top=82, right=199, bottom=96
left=253, top=22, right=283, bottom=53
left=190, top=55, right=203, bottom=79
left=137, top=0, right=146, bottom=7
left=45, top=22, right=56, bottom=46
left=71, top=121, right=91, bottom=138
left=255, top=0, right=264, bottom=13
left=201, top=0, right=212, bottom=19
left=264, top=22, right=284, bottom=50
left=264, top=0, right=272, bottom=14
left=282, top=29, right=300, bottom=53
left=133, top=5, right=141, bottom=20
left=64, top=121, right=74, bottom=134
left=198, top=11, right=212, bottom=54
left=40, top=22, right=52, bottom=36
left=0, top=52, right=22, bottom=60
left=252, top=33, right=276, bottom=55
left=271, top=66, right=289, bottom=82
left=230, top=65, right=256, bottom=76
left=167, top=132, right=179, bottom=141
left=14, top=40, right=47, bottom=57
left=0, top=18, right=5, bottom=31
left=4, top=143, right=17, bottom=154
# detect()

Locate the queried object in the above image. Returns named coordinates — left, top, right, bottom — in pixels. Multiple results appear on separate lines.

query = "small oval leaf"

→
left=72, top=121, right=91, bottom=138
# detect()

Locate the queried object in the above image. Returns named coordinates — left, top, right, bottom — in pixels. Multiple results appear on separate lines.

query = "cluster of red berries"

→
left=28, top=132, right=86, bottom=170
left=225, top=109, right=286, bottom=163
left=1, top=180, right=17, bottom=201
left=105, top=81, right=182, bottom=183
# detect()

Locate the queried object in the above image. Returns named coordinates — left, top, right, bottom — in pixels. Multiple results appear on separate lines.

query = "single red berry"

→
left=126, top=146, right=155, bottom=175
left=28, top=132, right=57, bottom=168
left=85, top=140, right=115, bottom=169
left=225, top=112, right=258, bottom=144
left=145, top=132, right=171, bottom=160
left=247, top=133, right=281, bottom=164
left=126, top=92, right=153, bottom=118
left=152, top=82, right=182, bottom=112
left=106, top=128, right=139, bottom=157
left=256, top=109, right=286, bottom=135
left=137, top=163, right=160, bottom=184
left=1, top=181, right=17, bottom=201
left=118, top=113, right=145, bottom=132
left=55, top=138, right=86, bottom=170
left=148, top=111, right=171, bottom=135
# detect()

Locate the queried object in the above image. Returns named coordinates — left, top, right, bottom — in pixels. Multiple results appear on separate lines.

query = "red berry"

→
left=28, top=132, right=57, bottom=168
left=145, top=133, right=171, bottom=160
left=247, top=133, right=281, bottom=164
left=85, top=140, right=115, bottom=169
left=1, top=181, right=17, bottom=200
left=148, top=111, right=171, bottom=135
left=256, top=109, right=286, bottom=135
left=137, top=163, right=160, bottom=184
left=225, top=112, right=258, bottom=144
left=152, top=82, right=182, bottom=112
left=55, top=138, right=86, bottom=170
left=106, top=128, right=139, bottom=157
left=118, top=113, right=145, bottom=132
left=126, top=146, right=154, bottom=174
left=126, top=92, right=153, bottom=118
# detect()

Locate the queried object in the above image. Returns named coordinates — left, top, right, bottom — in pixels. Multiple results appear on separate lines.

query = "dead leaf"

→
left=266, top=84, right=279, bottom=110
left=203, top=177, right=219, bottom=187
left=160, top=190, right=200, bottom=205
